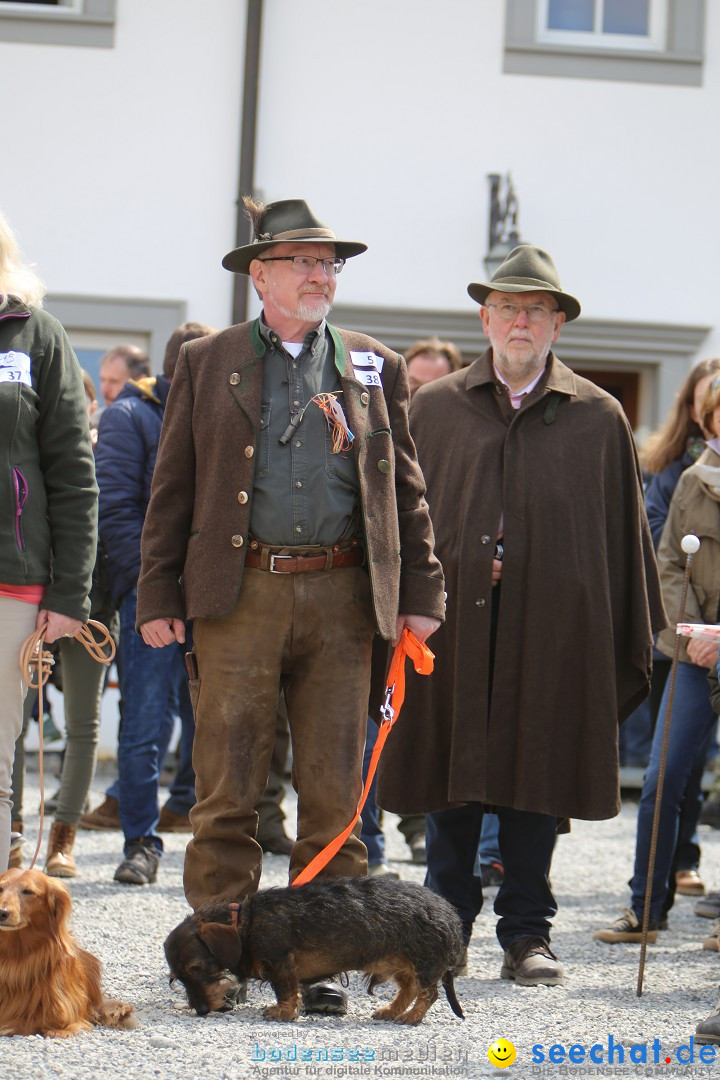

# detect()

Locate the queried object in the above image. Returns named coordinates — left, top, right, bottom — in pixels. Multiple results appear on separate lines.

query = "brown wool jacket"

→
left=136, top=320, right=445, bottom=640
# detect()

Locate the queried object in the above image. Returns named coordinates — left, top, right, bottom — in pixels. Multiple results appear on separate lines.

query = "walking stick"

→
left=637, top=533, right=700, bottom=996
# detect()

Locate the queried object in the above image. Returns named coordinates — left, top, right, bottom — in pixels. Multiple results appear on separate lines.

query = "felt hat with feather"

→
left=222, top=198, right=367, bottom=275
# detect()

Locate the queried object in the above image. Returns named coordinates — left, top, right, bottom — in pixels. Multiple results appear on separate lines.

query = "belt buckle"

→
left=269, top=553, right=292, bottom=573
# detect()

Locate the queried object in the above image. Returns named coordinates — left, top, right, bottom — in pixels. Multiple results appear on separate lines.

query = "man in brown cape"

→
left=376, top=245, right=666, bottom=986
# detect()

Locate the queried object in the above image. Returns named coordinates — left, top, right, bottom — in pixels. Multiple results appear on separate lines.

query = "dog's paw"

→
left=263, top=1003, right=299, bottom=1022
left=101, top=1001, right=137, bottom=1029
left=372, top=1005, right=398, bottom=1022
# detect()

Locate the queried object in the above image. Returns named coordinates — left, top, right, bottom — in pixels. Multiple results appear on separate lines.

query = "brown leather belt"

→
left=244, top=545, right=364, bottom=574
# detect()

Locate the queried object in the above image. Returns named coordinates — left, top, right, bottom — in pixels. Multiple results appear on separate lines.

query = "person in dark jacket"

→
left=95, top=322, right=213, bottom=886
left=0, top=208, right=97, bottom=872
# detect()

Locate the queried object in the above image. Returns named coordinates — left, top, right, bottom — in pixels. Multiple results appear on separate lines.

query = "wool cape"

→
left=377, top=349, right=666, bottom=822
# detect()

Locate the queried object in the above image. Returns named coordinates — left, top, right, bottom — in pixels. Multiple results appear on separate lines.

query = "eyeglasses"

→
left=259, top=255, right=345, bottom=276
left=486, top=301, right=558, bottom=323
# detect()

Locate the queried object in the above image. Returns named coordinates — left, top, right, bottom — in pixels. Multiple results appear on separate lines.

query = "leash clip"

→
left=380, top=684, right=395, bottom=724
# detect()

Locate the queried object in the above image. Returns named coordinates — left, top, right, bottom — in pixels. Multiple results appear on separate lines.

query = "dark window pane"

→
left=548, top=0, right=594, bottom=31
left=603, top=0, right=649, bottom=35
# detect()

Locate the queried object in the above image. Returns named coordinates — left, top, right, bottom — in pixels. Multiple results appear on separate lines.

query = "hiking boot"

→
left=592, top=908, right=658, bottom=944
left=696, top=992, right=720, bottom=1044
left=481, top=861, right=504, bottom=889
left=113, top=841, right=160, bottom=885
left=700, top=799, right=720, bottom=829
left=258, top=832, right=294, bottom=856
left=8, top=830, right=23, bottom=870
left=79, top=795, right=120, bottom=831
left=157, top=805, right=192, bottom=833
left=408, top=833, right=427, bottom=865
left=696, top=892, right=720, bottom=920
left=676, top=869, right=705, bottom=896
left=368, top=862, right=400, bottom=879
left=452, top=946, right=469, bottom=976
left=500, top=936, right=565, bottom=986
left=45, top=821, right=77, bottom=878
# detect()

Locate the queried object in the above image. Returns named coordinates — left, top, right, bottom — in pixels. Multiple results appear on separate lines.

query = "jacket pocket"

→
left=12, top=467, right=28, bottom=552
left=256, top=402, right=271, bottom=477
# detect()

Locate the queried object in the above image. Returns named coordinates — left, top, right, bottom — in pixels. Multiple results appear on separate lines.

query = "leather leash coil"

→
left=18, top=620, right=116, bottom=870
left=292, top=628, right=434, bottom=887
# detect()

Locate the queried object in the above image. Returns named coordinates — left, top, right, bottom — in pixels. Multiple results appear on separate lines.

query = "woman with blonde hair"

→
left=0, top=208, right=97, bottom=871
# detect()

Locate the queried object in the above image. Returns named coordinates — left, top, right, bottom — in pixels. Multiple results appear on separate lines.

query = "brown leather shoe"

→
left=157, top=805, right=192, bottom=833
left=79, top=795, right=120, bottom=831
left=501, top=936, right=565, bottom=986
left=45, top=821, right=78, bottom=878
left=676, top=869, right=705, bottom=896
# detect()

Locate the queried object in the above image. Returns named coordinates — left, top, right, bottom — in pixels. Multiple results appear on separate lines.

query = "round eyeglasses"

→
left=486, top=301, right=558, bottom=323
left=259, top=255, right=345, bottom=276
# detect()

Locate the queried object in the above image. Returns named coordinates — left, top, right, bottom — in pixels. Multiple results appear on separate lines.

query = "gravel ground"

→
left=4, top=768, right=720, bottom=1080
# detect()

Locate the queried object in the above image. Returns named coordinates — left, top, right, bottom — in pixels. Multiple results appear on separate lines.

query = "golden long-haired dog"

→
left=0, top=867, right=135, bottom=1038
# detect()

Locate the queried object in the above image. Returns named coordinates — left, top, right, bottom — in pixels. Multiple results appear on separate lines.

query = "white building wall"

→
left=1, top=0, right=718, bottom=357
left=0, top=0, right=247, bottom=332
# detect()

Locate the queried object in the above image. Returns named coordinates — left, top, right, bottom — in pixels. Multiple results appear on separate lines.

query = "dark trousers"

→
left=426, top=802, right=558, bottom=949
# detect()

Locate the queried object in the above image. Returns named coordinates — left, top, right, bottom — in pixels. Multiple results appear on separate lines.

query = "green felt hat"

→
left=222, top=199, right=367, bottom=275
left=468, top=245, right=581, bottom=321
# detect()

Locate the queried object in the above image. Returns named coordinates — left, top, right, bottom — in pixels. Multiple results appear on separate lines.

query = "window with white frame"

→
left=537, top=0, right=667, bottom=52
left=505, top=0, right=704, bottom=86
left=0, top=0, right=115, bottom=48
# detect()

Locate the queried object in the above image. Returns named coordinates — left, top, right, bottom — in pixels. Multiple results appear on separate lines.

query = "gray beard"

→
left=494, top=347, right=547, bottom=386
left=275, top=296, right=332, bottom=323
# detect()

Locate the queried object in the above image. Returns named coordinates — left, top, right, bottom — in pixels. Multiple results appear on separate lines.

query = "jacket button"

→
left=475, top=598, right=486, bottom=607
left=377, top=459, right=391, bottom=474
left=244, top=446, right=254, bottom=458
left=231, top=534, right=244, bottom=548
left=481, top=535, right=491, bottom=544
left=360, top=391, right=370, bottom=406
left=237, top=490, right=248, bottom=504
left=229, top=372, right=240, bottom=385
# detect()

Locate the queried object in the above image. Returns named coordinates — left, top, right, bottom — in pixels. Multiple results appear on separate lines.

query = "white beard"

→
left=275, top=296, right=332, bottom=323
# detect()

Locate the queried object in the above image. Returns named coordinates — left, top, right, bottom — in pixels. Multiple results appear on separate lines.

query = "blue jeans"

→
left=360, top=717, right=385, bottom=865
left=474, top=812, right=501, bottom=872
left=110, top=622, right=195, bottom=820
left=117, top=588, right=185, bottom=854
left=631, top=661, right=717, bottom=923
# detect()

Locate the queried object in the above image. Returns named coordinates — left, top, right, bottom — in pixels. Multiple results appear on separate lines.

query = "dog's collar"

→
left=228, top=902, right=240, bottom=929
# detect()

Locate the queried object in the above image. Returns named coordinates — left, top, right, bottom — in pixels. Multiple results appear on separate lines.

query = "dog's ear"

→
left=198, top=923, right=243, bottom=971
left=46, top=878, right=72, bottom=932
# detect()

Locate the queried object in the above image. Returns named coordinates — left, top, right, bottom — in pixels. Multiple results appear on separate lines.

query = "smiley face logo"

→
left=488, top=1039, right=516, bottom=1068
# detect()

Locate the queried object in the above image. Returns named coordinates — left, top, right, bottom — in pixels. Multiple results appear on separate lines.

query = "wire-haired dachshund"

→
left=165, top=875, right=464, bottom=1025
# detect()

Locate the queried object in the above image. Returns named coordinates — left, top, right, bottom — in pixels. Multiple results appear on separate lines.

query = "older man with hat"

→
left=376, top=244, right=665, bottom=985
left=135, top=197, right=444, bottom=1014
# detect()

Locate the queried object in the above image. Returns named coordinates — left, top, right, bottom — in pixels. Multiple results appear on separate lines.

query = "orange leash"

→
left=292, top=628, right=434, bottom=887
left=19, top=620, right=116, bottom=869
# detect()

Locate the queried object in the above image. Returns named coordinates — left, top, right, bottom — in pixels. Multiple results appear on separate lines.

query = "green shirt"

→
left=249, top=317, right=359, bottom=546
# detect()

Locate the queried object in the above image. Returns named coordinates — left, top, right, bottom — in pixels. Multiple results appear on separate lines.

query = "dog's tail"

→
left=441, top=971, right=464, bottom=1019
